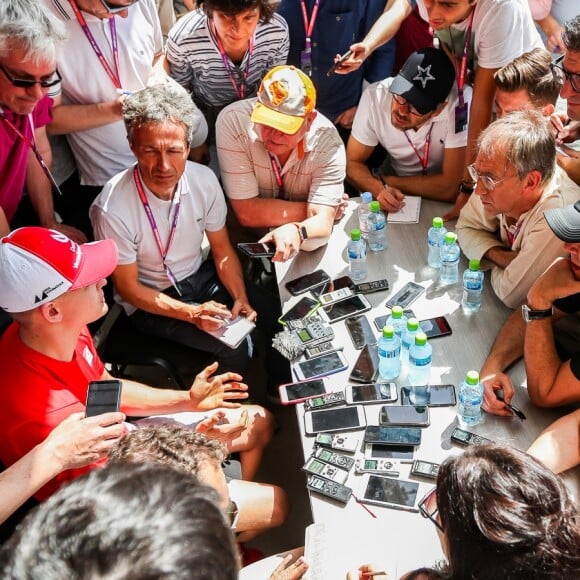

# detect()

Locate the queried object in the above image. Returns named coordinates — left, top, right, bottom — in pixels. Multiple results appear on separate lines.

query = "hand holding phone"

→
left=237, top=242, right=275, bottom=258
left=85, top=380, right=122, bottom=417
left=326, top=50, right=352, bottom=76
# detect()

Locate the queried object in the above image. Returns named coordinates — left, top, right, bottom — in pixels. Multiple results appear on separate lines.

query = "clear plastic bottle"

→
left=386, top=305, right=408, bottom=338
left=458, top=370, right=484, bottom=426
left=440, top=231, right=460, bottom=285
left=378, top=325, right=401, bottom=380
left=358, top=192, right=373, bottom=239
left=427, top=217, right=447, bottom=268
left=348, top=228, right=367, bottom=281
left=367, top=201, right=386, bottom=252
left=462, top=259, right=484, bottom=313
left=401, top=317, right=420, bottom=365
left=408, top=332, right=432, bottom=386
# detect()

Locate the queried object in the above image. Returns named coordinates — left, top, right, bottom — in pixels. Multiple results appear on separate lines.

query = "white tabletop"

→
left=275, top=199, right=580, bottom=577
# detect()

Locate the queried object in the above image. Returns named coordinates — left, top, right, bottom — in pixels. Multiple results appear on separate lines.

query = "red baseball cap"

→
left=0, top=227, right=118, bottom=313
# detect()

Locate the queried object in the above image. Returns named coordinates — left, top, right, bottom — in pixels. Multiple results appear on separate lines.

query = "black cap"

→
left=544, top=200, right=580, bottom=243
left=389, top=48, right=456, bottom=115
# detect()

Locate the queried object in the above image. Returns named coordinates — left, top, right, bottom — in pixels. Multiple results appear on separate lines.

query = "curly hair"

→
left=201, top=0, right=280, bottom=22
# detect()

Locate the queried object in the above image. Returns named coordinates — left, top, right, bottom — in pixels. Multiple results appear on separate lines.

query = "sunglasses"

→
left=391, top=93, right=424, bottom=116
left=0, top=63, right=61, bottom=89
left=418, top=487, right=443, bottom=532
left=550, top=54, right=580, bottom=93
left=99, top=0, right=140, bottom=14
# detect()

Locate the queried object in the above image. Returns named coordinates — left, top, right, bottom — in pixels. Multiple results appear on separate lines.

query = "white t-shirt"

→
left=351, top=77, right=470, bottom=176
left=418, top=0, right=543, bottom=70
left=45, top=0, right=163, bottom=186
left=90, top=163, right=227, bottom=314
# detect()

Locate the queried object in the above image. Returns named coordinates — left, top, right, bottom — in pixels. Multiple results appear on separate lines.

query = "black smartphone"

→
left=332, top=275, right=354, bottom=291
left=379, top=405, right=430, bottom=427
left=400, top=385, right=457, bottom=407
left=326, top=49, right=352, bottom=76
left=362, top=475, right=420, bottom=512
left=85, top=380, right=122, bottom=417
left=373, top=310, right=416, bottom=332
left=345, top=315, right=377, bottom=350
left=319, top=294, right=371, bottom=324
left=348, top=344, right=379, bottom=383
left=278, top=296, right=320, bottom=325
left=420, top=316, right=452, bottom=339
left=365, top=443, right=415, bottom=461
left=237, top=242, right=275, bottom=258
left=304, top=405, right=367, bottom=435
left=364, top=425, right=422, bottom=446
left=285, top=270, right=330, bottom=296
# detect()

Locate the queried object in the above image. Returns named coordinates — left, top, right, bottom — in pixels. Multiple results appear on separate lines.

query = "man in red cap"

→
left=0, top=227, right=274, bottom=499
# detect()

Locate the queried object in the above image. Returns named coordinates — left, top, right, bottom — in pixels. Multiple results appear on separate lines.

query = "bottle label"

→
left=370, top=221, right=385, bottom=232
left=410, top=355, right=431, bottom=366
left=378, top=346, right=401, bottom=358
left=464, top=281, right=482, bottom=291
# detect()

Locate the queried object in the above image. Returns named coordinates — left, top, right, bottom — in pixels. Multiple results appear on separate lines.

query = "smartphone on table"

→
left=420, top=316, right=452, bottom=339
left=345, top=382, right=397, bottom=405
left=345, top=315, right=377, bottom=350
left=304, top=405, right=367, bottom=435
left=319, top=294, right=371, bottom=324
left=348, top=344, right=379, bottom=383
left=278, top=295, right=320, bottom=325
left=293, top=351, right=348, bottom=381
left=361, top=475, right=421, bottom=512
left=278, top=378, right=326, bottom=405
left=285, top=270, right=330, bottom=296
left=364, top=443, right=415, bottom=462
left=386, top=282, right=425, bottom=309
left=363, top=425, right=422, bottom=446
left=400, top=384, right=457, bottom=407
left=85, top=380, right=122, bottom=417
left=379, top=405, right=430, bottom=427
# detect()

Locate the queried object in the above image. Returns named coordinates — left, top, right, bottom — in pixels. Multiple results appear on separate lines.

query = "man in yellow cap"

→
left=216, top=65, right=346, bottom=262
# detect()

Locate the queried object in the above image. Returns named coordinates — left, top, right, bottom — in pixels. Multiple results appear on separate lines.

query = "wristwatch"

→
left=292, top=222, right=308, bottom=244
left=458, top=181, right=475, bottom=195
left=521, top=304, right=553, bottom=322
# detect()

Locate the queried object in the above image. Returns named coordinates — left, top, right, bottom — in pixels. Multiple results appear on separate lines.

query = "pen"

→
left=353, top=494, right=377, bottom=518
left=496, top=392, right=526, bottom=421
left=362, top=573, right=387, bottom=578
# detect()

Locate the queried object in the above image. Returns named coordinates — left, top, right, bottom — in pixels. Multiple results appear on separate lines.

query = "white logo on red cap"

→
left=413, top=64, right=436, bottom=89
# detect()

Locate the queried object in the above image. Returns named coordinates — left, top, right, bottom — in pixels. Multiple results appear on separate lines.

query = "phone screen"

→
left=345, top=315, right=377, bottom=349
left=373, top=310, right=416, bottom=332
left=367, top=444, right=415, bottom=460
left=380, top=405, right=429, bottom=426
left=237, top=242, right=275, bottom=258
left=363, top=475, right=419, bottom=508
left=350, top=383, right=395, bottom=403
left=322, top=295, right=370, bottom=322
left=282, top=379, right=326, bottom=401
left=349, top=344, right=379, bottom=383
left=364, top=426, right=421, bottom=446
left=286, top=270, right=330, bottom=295
left=420, top=316, right=452, bottom=339
left=279, top=296, right=320, bottom=324
left=85, top=380, right=122, bottom=417
left=400, top=385, right=456, bottom=407
left=332, top=276, right=354, bottom=291
left=296, top=351, right=346, bottom=380
left=310, top=406, right=363, bottom=433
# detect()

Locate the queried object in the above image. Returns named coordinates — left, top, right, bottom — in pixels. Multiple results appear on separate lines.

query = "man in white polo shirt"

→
left=347, top=47, right=470, bottom=212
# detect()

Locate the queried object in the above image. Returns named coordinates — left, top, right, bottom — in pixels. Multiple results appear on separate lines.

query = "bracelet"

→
left=458, top=182, right=475, bottom=195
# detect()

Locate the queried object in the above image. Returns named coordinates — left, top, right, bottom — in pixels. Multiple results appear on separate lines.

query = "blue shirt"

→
left=278, top=0, right=395, bottom=121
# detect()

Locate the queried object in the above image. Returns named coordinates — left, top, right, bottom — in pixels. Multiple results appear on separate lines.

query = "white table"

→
left=275, top=199, right=580, bottom=576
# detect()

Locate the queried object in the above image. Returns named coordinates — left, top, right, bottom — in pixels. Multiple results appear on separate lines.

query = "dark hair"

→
left=562, top=15, right=580, bottom=52
left=0, top=463, right=239, bottom=579
left=435, top=444, right=580, bottom=579
left=202, top=0, right=279, bottom=22
left=494, top=48, right=562, bottom=107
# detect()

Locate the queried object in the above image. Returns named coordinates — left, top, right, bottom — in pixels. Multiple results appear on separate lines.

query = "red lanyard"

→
left=404, top=123, right=434, bottom=175
left=0, top=111, right=62, bottom=195
left=133, top=166, right=182, bottom=294
left=449, top=8, right=475, bottom=107
left=504, top=219, right=523, bottom=247
left=212, top=23, right=254, bottom=100
left=268, top=153, right=285, bottom=199
left=300, top=0, right=320, bottom=39
left=69, top=0, right=122, bottom=90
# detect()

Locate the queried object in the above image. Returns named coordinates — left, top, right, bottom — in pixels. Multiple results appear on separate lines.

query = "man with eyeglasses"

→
left=0, top=1, right=86, bottom=242
left=346, top=47, right=469, bottom=212
left=456, top=110, right=579, bottom=308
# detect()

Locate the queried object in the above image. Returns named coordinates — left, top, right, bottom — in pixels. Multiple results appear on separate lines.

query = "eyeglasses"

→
left=419, top=487, right=443, bottom=532
left=467, top=163, right=510, bottom=192
left=226, top=499, right=239, bottom=528
left=391, top=93, right=423, bottom=116
left=550, top=54, right=580, bottom=93
left=0, top=63, right=61, bottom=89
left=99, top=0, right=140, bottom=14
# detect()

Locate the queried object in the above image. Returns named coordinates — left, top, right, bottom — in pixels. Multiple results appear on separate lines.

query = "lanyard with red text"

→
left=0, top=111, right=63, bottom=195
left=456, top=8, right=475, bottom=109
left=504, top=219, right=524, bottom=247
left=299, top=0, right=320, bottom=75
left=133, top=166, right=182, bottom=295
left=212, top=23, right=254, bottom=99
left=404, top=123, right=433, bottom=175
left=268, top=153, right=285, bottom=199
left=69, top=0, right=122, bottom=89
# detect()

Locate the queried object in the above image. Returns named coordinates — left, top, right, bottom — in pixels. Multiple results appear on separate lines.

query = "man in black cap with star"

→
left=346, top=47, right=470, bottom=212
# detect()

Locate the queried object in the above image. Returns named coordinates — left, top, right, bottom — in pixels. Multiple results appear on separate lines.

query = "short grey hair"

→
left=476, top=110, right=555, bottom=187
left=123, top=84, right=201, bottom=146
left=562, top=15, right=580, bottom=52
left=0, top=0, right=67, bottom=65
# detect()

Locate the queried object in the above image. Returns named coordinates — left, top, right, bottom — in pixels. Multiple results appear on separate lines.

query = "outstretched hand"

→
left=189, top=361, right=248, bottom=411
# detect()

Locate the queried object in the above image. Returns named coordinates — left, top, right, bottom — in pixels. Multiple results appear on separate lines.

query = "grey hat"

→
left=544, top=200, right=580, bottom=243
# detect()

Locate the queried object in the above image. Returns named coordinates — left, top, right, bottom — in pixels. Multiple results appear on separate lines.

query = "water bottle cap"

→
left=370, top=201, right=381, bottom=213
left=415, top=332, right=427, bottom=346
left=350, top=228, right=362, bottom=241
left=391, top=305, right=403, bottom=318
left=382, top=325, right=395, bottom=338
left=444, top=232, right=457, bottom=244
left=407, top=317, right=419, bottom=330
left=469, top=259, right=481, bottom=271
left=466, top=370, right=480, bottom=384
left=432, top=217, right=443, bottom=228
left=361, top=192, right=373, bottom=203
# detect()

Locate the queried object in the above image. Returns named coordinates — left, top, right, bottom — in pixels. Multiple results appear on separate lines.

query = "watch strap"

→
left=521, top=304, right=553, bottom=322
left=292, top=222, right=308, bottom=243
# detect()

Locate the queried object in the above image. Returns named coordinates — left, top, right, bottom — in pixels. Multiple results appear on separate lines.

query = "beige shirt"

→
left=456, top=167, right=580, bottom=308
left=215, top=98, right=344, bottom=207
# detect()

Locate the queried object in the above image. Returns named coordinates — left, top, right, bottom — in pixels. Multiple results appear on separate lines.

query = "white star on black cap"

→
left=413, top=64, right=436, bottom=89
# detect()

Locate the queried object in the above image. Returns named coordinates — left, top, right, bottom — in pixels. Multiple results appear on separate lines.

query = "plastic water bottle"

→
left=408, top=332, right=432, bottom=386
left=401, top=317, right=420, bottom=365
left=386, top=305, right=408, bottom=338
left=427, top=217, right=447, bottom=268
left=358, top=192, right=373, bottom=239
left=378, top=325, right=401, bottom=380
left=462, top=259, right=484, bottom=313
left=440, top=232, right=460, bottom=285
left=348, top=228, right=367, bottom=281
left=458, top=370, right=484, bottom=426
left=367, top=201, right=386, bottom=252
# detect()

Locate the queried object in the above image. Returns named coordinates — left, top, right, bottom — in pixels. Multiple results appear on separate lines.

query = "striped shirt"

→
left=166, top=10, right=289, bottom=114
